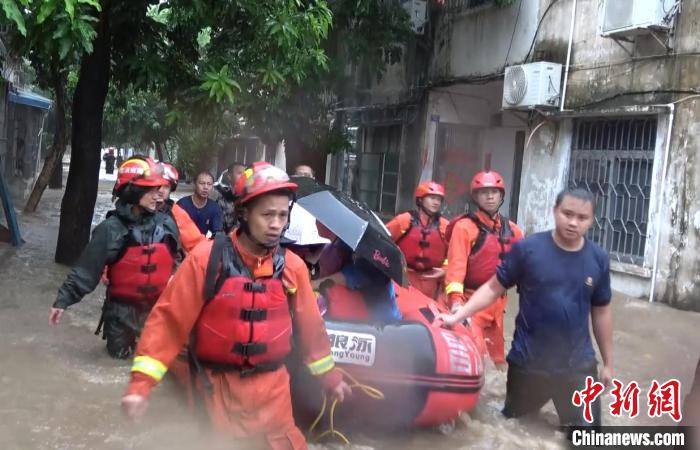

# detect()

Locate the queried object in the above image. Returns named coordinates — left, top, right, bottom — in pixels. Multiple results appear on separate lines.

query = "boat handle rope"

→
left=307, top=367, right=385, bottom=445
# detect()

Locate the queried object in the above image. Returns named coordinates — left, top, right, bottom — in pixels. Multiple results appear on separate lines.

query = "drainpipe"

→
left=648, top=103, right=675, bottom=303
left=35, top=113, right=47, bottom=174
left=560, top=0, right=577, bottom=112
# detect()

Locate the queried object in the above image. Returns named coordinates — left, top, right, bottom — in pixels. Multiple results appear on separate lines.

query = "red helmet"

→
left=415, top=181, right=445, bottom=200
left=234, top=161, right=298, bottom=206
left=470, top=170, right=505, bottom=196
left=114, top=157, right=168, bottom=195
left=161, top=163, right=179, bottom=191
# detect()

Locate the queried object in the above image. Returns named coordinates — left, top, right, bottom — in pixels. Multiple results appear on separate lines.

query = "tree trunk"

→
left=49, top=159, right=63, bottom=189
left=54, top=12, right=112, bottom=265
left=154, top=139, right=164, bottom=161
left=23, top=66, right=67, bottom=213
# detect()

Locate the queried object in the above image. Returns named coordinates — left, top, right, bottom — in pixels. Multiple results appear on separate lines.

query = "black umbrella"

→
left=291, top=176, right=408, bottom=287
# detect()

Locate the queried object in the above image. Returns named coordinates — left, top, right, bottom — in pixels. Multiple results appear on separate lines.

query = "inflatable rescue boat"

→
left=291, top=285, right=484, bottom=430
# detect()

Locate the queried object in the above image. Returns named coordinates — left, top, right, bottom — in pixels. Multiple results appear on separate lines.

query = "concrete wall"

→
left=4, top=103, right=46, bottom=202
left=0, top=88, right=8, bottom=175
left=515, top=0, right=700, bottom=310
left=430, top=1, right=540, bottom=79
left=517, top=119, right=571, bottom=231
left=424, top=82, right=526, bottom=217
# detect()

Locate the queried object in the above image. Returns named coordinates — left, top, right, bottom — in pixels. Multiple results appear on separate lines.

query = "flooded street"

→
left=1, top=174, right=698, bottom=450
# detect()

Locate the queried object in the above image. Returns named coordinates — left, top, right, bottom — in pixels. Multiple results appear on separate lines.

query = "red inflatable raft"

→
left=291, top=284, right=484, bottom=430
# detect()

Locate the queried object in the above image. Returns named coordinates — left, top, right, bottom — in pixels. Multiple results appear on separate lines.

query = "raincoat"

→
left=54, top=201, right=180, bottom=358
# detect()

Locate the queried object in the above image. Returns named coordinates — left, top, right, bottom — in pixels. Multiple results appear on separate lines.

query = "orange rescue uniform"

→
left=126, top=232, right=341, bottom=449
left=444, top=210, right=523, bottom=365
left=171, top=202, right=206, bottom=253
left=386, top=210, right=448, bottom=299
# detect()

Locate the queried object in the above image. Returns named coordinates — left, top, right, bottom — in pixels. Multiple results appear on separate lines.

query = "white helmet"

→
left=284, top=204, right=330, bottom=246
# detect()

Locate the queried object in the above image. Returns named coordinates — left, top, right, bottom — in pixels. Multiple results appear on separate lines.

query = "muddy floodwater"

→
left=1, top=171, right=698, bottom=449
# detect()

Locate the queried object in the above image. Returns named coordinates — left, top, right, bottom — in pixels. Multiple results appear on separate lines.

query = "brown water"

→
left=1, top=179, right=698, bottom=449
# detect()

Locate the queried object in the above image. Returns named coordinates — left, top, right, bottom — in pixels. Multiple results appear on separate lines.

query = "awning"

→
left=8, top=89, right=52, bottom=110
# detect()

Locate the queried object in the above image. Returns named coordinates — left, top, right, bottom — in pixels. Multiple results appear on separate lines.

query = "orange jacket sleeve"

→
left=439, top=217, right=450, bottom=268
left=172, top=203, right=206, bottom=253
left=126, top=241, right=213, bottom=397
left=444, top=219, right=475, bottom=308
left=284, top=251, right=342, bottom=390
left=385, top=212, right=411, bottom=242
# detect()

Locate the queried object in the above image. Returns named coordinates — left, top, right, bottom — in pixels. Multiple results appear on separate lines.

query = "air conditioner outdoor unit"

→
left=502, top=62, right=562, bottom=110
left=601, top=0, right=678, bottom=38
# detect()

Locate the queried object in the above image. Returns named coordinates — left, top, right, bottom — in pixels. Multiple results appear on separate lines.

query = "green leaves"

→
left=37, top=1, right=57, bottom=24
left=196, top=26, right=210, bottom=51
left=146, top=3, right=170, bottom=25
left=1, top=0, right=27, bottom=35
left=200, top=64, right=241, bottom=104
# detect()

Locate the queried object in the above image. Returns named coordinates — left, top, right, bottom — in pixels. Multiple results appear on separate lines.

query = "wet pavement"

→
left=0, top=170, right=698, bottom=449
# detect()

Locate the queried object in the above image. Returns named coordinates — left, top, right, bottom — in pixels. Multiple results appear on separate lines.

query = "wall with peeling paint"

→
left=342, top=0, right=700, bottom=310
left=430, top=2, right=540, bottom=79
left=424, top=83, right=525, bottom=217
left=516, top=0, right=700, bottom=311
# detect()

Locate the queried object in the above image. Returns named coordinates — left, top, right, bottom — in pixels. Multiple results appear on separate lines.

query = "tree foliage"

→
left=245, top=0, right=411, bottom=154
left=104, top=0, right=337, bottom=170
left=2, top=0, right=102, bottom=213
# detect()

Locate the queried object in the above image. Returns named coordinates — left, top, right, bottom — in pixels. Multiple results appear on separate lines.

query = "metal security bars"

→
left=568, top=117, right=657, bottom=265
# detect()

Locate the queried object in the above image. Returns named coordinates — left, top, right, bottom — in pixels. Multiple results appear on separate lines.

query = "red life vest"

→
left=108, top=223, right=176, bottom=303
left=194, top=234, right=292, bottom=372
left=461, top=213, right=514, bottom=290
left=396, top=211, right=447, bottom=271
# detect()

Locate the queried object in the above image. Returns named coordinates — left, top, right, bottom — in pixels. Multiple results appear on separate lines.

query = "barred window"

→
left=568, top=117, right=657, bottom=265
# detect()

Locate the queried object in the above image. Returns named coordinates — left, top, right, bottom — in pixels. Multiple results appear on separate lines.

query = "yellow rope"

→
left=307, top=368, right=385, bottom=446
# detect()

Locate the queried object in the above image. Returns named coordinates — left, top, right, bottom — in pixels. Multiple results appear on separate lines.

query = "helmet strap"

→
left=416, top=198, right=440, bottom=220
left=239, top=220, right=278, bottom=251
left=474, top=192, right=504, bottom=219
left=236, top=192, right=295, bottom=251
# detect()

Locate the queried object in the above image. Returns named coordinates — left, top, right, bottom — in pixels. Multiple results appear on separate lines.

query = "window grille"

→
left=568, top=117, right=657, bottom=265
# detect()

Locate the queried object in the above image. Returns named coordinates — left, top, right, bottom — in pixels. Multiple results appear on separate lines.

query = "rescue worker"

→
left=159, top=162, right=206, bottom=253
left=121, top=162, right=351, bottom=449
left=49, top=157, right=180, bottom=359
left=386, top=181, right=448, bottom=299
left=443, top=170, right=523, bottom=370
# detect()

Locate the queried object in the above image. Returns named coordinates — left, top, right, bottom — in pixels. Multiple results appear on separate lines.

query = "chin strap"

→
left=416, top=201, right=440, bottom=221
left=238, top=220, right=281, bottom=250
left=236, top=195, right=295, bottom=250
left=475, top=195, right=504, bottom=220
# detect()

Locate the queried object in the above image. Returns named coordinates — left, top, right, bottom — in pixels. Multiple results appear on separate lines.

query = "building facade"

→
left=333, top=0, right=700, bottom=311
